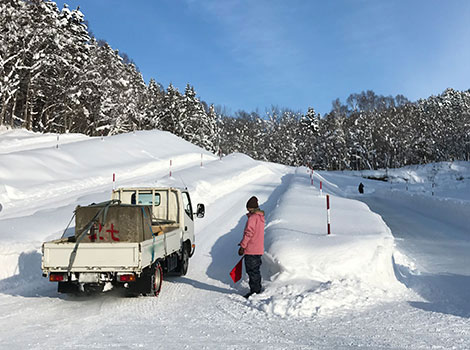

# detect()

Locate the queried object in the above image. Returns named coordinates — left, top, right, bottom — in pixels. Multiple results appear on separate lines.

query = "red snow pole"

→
left=56, top=135, right=59, bottom=149
left=326, top=194, right=331, bottom=235
left=320, top=181, right=323, bottom=196
left=113, top=173, right=116, bottom=190
left=230, top=257, right=244, bottom=283
left=169, top=160, right=172, bottom=177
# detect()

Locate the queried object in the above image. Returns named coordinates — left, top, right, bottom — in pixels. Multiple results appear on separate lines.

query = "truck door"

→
left=165, top=190, right=181, bottom=253
left=181, top=191, right=194, bottom=242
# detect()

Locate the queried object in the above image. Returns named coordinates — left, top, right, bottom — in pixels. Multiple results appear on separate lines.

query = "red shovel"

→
left=229, top=257, right=244, bottom=283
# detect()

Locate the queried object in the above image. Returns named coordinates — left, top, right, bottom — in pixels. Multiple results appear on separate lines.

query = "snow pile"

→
left=0, top=129, right=216, bottom=219
left=249, top=168, right=407, bottom=317
left=0, top=128, right=88, bottom=154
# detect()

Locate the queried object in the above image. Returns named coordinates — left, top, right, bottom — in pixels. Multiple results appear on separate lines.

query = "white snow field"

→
left=0, top=129, right=469, bottom=349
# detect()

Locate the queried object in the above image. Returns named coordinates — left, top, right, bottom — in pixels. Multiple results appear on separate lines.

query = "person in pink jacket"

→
left=238, top=196, right=265, bottom=298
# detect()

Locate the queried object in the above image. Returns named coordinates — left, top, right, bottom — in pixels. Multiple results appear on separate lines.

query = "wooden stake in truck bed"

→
left=42, top=187, right=205, bottom=296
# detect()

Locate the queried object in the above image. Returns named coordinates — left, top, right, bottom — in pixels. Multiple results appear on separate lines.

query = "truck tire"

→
left=176, top=245, right=189, bottom=276
left=129, top=262, right=163, bottom=297
left=150, top=262, right=163, bottom=296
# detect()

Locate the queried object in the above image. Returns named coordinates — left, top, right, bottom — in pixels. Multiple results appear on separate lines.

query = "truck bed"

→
left=42, top=230, right=171, bottom=273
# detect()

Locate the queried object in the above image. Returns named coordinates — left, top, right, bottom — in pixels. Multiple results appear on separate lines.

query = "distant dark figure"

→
left=358, top=182, right=364, bottom=194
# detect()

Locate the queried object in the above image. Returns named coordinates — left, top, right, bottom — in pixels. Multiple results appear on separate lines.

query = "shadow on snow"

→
left=395, top=262, right=470, bottom=318
left=0, top=250, right=57, bottom=298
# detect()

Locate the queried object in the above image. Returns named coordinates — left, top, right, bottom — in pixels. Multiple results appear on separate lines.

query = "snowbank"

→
left=250, top=168, right=407, bottom=317
left=0, top=128, right=88, bottom=154
left=0, top=129, right=216, bottom=219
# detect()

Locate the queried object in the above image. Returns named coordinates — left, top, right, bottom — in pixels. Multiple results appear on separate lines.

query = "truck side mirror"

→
left=196, top=203, right=205, bottom=218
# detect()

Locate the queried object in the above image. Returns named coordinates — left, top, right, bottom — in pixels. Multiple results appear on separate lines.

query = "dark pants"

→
left=244, top=255, right=262, bottom=293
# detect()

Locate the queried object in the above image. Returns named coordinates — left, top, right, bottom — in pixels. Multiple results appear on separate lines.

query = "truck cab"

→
left=111, top=187, right=201, bottom=256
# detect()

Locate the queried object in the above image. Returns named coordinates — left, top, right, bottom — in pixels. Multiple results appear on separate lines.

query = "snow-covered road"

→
left=360, top=193, right=470, bottom=319
left=360, top=193, right=470, bottom=276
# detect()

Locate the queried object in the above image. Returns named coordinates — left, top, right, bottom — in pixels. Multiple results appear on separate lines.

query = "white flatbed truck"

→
left=41, top=187, right=205, bottom=296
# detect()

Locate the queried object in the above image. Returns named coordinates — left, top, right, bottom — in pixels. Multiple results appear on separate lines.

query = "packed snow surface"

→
left=0, top=128, right=469, bottom=349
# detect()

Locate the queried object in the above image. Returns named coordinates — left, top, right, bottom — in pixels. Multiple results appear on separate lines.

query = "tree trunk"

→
left=10, top=91, right=19, bottom=127
left=23, top=76, right=32, bottom=130
left=0, top=95, right=6, bottom=126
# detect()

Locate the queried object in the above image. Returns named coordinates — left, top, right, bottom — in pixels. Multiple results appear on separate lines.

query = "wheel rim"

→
left=152, top=263, right=162, bottom=296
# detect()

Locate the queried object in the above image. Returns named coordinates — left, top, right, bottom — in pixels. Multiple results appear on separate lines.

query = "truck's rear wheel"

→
left=151, top=262, right=163, bottom=296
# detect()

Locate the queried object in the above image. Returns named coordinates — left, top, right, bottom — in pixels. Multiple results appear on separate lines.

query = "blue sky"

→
left=56, top=0, right=470, bottom=116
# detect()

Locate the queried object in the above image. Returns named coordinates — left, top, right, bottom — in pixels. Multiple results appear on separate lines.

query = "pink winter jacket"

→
left=240, top=210, right=265, bottom=255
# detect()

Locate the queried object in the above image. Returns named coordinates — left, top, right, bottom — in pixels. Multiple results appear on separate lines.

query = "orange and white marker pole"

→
left=326, top=194, right=331, bottom=235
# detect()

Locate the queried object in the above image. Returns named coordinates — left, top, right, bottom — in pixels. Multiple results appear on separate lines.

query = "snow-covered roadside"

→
left=343, top=161, right=470, bottom=202
left=0, top=128, right=88, bottom=154
left=317, top=164, right=470, bottom=275
left=0, top=129, right=217, bottom=220
left=248, top=168, right=407, bottom=317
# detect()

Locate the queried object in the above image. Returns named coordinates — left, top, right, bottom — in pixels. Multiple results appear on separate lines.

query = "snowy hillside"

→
left=0, top=129, right=469, bottom=349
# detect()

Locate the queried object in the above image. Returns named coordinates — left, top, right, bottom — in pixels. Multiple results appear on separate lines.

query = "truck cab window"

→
left=182, top=192, right=193, bottom=220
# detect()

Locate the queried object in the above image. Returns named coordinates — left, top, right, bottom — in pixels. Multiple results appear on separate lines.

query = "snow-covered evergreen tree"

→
left=144, top=78, right=165, bottom=130
left=297, top=107, right=320, bottom=167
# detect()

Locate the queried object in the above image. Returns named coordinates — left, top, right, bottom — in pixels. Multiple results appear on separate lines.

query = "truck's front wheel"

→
left=176, top=245, right=189, bottom=276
